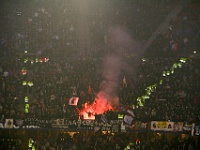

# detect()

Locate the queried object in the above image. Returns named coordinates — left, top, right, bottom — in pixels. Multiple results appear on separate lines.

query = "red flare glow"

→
left=80, top=91, right=118, bottom=120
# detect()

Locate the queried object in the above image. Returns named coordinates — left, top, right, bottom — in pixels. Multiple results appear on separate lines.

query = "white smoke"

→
left=98, top=26, right=141, bottom=107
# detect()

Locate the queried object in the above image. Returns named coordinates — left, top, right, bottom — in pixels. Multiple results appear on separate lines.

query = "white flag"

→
left=5, top=119, right=13, bottom=128
left=123, top=115, right=133, bottom=125
left=69, top=97, right=79, bottom=106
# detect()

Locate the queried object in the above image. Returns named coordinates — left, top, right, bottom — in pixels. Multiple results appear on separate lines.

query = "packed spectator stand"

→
left=0, top=0, right=200, bottom=149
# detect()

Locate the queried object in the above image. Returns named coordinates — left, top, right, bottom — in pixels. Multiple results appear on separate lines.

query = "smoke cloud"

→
left=95, top=26, right=141, bottom=111
left=80, top=26, right=141, bottom=117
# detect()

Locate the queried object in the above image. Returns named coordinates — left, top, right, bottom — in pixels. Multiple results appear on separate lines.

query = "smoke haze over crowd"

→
left=81, top=26, right=142, bottom=116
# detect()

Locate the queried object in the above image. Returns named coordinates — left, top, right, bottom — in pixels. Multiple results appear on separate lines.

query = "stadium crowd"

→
left=34, top=132, right=198, bottom=150
left=145, top=0, right=200, bottom=58
left=88, top=0, right=180, bottom=44
left=0, top=0, right=200, bottom=124
left=1, top=48, right=199, bottom=123
left=0, top=131, right=198, bottom=150
left=0, top=0, right=200, bottom=149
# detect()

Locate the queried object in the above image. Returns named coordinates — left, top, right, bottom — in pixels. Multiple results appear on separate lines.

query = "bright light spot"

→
left=80, top=91, right=116, bottom=120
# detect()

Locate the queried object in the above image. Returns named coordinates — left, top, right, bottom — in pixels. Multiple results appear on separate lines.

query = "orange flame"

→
left=80, top=91, right=118, bottom=120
